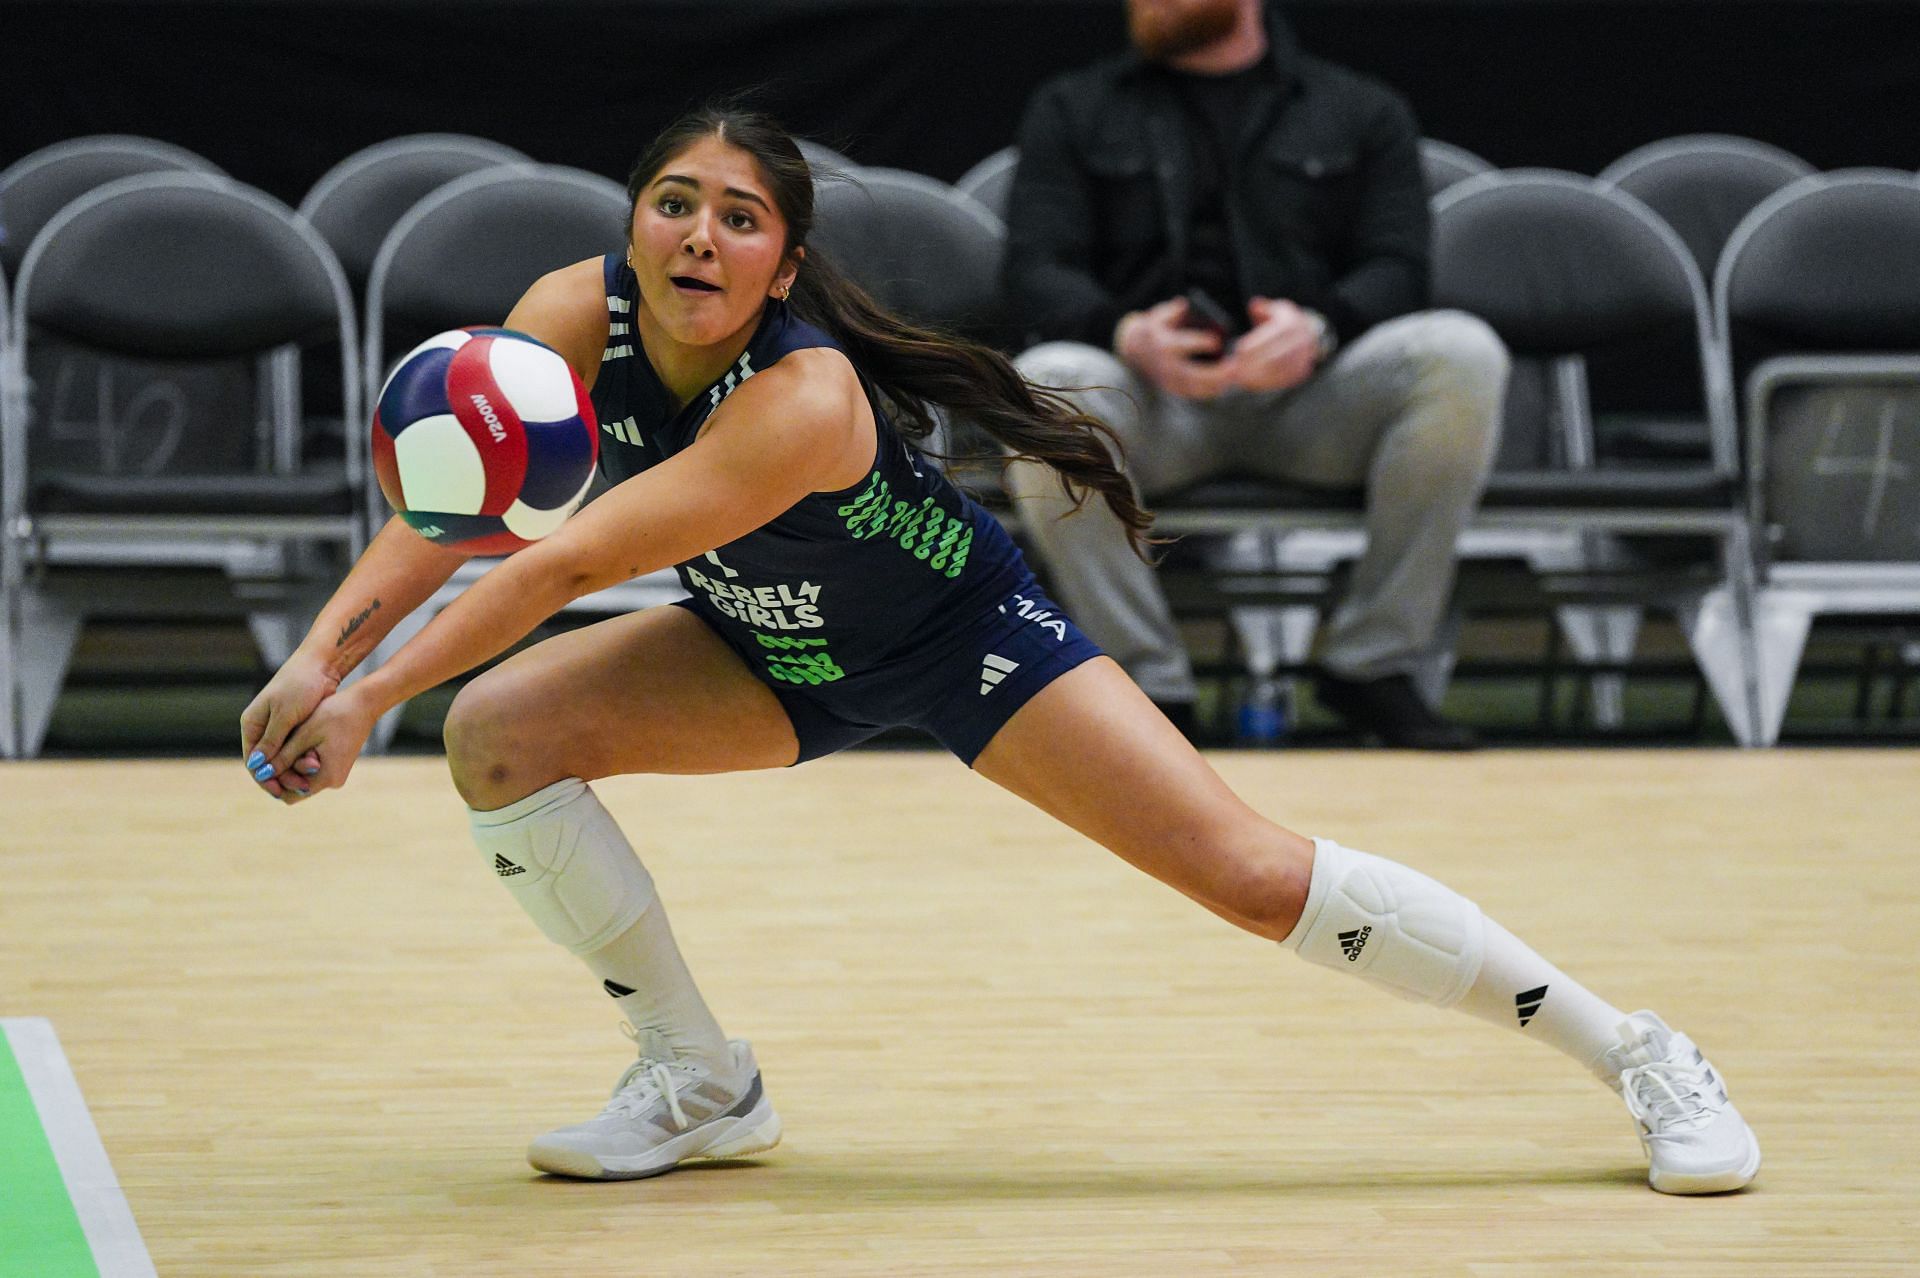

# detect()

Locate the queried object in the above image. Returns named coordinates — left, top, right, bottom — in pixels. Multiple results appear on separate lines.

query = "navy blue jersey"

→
left=588, top=254, right=1031, bottom=694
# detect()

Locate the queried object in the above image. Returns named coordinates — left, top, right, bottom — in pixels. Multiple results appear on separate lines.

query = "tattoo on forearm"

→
left=337, top=599, right=382, bottom=648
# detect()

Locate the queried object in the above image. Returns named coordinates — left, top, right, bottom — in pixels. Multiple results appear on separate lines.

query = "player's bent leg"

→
left=972, top=659, right=1758, bottom=1193
left=445, top=605, right=792, bottom=1179
left=444, top=603, right=800, bottom=810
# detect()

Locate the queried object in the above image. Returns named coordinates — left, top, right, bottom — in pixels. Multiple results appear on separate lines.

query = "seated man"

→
left=1002, top=0, right=1508, bottom=749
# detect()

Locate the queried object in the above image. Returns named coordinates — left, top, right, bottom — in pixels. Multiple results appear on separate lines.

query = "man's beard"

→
left=1128, top=0, right=1242, bottom=62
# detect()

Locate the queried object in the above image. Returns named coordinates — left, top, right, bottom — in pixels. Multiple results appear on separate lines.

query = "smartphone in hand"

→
left=1177, top=289, right=1238, bottom=361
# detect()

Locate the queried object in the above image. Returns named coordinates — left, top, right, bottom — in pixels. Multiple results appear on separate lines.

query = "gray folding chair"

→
left=358, top=164, right=676, bottom=750
left=1592, top=136, right=1818, bottom=464
left=1149, top=171, right=1763, bottom=741
left=298, top=135, right=532, bottom=299
left=1713, top=170, right=1920, bottom=743
left=1419, top=138, right=1494, bottom=200
left=0, top=139, right=251, bottom=581
left=956, top=145, right=1019, bottom=222
left=2, top=173, right=362, bottom=757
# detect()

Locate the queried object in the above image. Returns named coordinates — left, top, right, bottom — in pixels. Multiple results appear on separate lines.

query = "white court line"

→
left=3, top=1018, right=156, bottom=1278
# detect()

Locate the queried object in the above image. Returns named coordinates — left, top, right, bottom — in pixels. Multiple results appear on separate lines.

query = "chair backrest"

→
left=810, top=167, right=1007, bottom=344
left=364, top=164, right=628, bottom=392
left=0, top=135, right=224, bottom=278
left=298, top=134, right=531, bottom=296
left=1436, top=170, right=1705, bottom=356
left=956, top=145, right=1020, bottom=221
left=20, top=174, right=348, bottom=360
left=1419, top=138, right=1493, bottom=200
left=1600, top=134, right=1815, bottom=282
left=9, top=172, right=359, bottom=498
left=1434, top=169, right=1727, bottom=470
left=1715, top=171, right=1920, bottom=564
left=1716, top=170, right=1920, bottom=355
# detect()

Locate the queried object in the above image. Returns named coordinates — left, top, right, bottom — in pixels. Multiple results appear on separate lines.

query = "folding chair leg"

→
left=1553, top=605, right=1642, bottom=728
left=1750, top=590, right=1816, bottom=748
left=16, top=590, right=85, bottom=758
left=1679, top=588, right=1757, bottom=746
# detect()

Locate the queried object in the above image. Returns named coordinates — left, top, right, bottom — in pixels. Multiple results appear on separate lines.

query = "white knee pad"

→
left=1286, top=838, right=1486, bottom=1007
left=467, top=778, right=656, bottom=955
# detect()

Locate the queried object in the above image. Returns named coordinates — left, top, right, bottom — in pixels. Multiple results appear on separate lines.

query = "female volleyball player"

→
left=241, top=107, right=1758, bottom=1193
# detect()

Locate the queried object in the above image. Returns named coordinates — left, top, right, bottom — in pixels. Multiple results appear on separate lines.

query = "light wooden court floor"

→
left=4, top=750, right=1917, bottom=1276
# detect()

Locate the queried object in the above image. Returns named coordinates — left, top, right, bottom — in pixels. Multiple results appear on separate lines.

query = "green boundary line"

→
left=0, top=1026, right=100, bottom=1278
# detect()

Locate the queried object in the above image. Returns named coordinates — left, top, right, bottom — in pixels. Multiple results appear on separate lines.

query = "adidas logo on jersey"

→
left=1515, top=984, right=1549, bottom=1027
left=493, top=854, right=526, bottom=877
left=603, top=415, right=644, bottom=447
left=1338, top=926, right=1372, bottom=961
left=979, top=652, right=1020, bottom=695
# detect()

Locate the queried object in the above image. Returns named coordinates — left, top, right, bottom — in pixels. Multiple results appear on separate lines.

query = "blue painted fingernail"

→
left=247, top=751, right=265, bottom=769
left=299, top=763, right=321, bottom=777
left=253, top=764, right=275, bottom=781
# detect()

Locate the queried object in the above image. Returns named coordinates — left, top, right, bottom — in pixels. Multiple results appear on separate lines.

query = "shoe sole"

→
left=527, top=1094, right=783, bottom=1181
left=1647, top=1133, right=1762, bottom=1195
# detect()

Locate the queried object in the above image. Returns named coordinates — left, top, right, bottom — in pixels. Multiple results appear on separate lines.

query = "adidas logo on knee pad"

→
left=494, top=854, right=526, bottom=877
left=1338, top=926, right=1372, bottom=960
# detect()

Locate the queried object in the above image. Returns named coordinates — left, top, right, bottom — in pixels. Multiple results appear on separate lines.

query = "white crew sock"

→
left=468, top=778, right=731, bottom=1072
left=584, top=906, right=732, bottom=1072
left=1453, top=918, right=1629, bottom=1077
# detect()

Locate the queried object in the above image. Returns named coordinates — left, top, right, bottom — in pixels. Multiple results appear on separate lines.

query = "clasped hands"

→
left=238, top=654, right=381, bottom=805
left=1115, top=295, right=1327, bottom=400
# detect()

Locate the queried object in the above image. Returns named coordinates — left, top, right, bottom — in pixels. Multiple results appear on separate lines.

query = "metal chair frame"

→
left=2, top=172, right=364, bottom=757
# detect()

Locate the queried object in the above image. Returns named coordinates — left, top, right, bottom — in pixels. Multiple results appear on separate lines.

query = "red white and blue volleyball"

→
left=372, top=328, right=598, bottom=554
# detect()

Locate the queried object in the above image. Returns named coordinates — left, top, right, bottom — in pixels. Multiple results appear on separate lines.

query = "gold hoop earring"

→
left=776, top=284, right=791, bottom=301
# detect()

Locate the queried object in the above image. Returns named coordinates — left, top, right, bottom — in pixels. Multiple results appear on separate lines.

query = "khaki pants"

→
left=1006, top=309, right=1509, bottom=701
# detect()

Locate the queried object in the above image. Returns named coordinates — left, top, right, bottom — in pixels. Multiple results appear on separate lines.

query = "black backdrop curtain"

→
left=3, top=1, right=1917, bottom=205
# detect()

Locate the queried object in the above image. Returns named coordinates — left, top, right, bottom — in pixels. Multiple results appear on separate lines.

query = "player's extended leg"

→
left=444, top=605, right=793, bottom=1179
left=972, top=658, right=1760, bottom=1194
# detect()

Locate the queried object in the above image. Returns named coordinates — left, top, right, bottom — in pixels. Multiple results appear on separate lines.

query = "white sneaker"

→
left=527, top=1037, right=782, bottom=1180
left=1601, top=1011, right=1760, bottom=1194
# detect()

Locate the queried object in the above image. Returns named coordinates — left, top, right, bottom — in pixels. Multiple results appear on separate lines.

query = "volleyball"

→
left=372, top=328, right=599, bottom=554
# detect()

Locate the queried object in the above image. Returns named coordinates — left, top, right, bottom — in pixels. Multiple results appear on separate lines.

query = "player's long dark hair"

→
left=624, top=105, right=1154, bottom=554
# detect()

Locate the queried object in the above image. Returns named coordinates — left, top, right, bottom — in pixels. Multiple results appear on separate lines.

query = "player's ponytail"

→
left=626, top=105, right=1155, bottom=557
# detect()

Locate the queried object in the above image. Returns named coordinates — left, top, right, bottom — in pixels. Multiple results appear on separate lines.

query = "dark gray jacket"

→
left=1003, top=10, right=1431, bottom=350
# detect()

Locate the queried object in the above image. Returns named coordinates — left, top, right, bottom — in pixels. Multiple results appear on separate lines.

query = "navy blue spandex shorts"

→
left=677, top=578, right=1104, bottom=766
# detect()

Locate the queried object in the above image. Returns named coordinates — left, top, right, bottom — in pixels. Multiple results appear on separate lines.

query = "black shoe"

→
left=1312, top=672, right=1478, bottom=751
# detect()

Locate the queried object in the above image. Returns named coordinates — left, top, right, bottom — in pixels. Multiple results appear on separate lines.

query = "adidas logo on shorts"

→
left=979, top=653, right=1019, bottom=695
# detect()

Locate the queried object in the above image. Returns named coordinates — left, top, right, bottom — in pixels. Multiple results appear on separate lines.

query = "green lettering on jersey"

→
left=838, top=470, right=972, bottom=578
